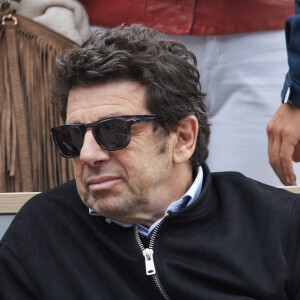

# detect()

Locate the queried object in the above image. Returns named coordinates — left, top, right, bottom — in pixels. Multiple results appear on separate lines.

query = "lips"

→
left=86, top=176, right=122, bottom=191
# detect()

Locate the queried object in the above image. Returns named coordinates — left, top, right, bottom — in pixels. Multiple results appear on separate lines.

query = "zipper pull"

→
left=142, top=248, right=156, bottom=275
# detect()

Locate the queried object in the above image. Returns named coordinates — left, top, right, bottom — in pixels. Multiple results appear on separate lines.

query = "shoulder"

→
left=212, top=170, right=297, bottom=197
left=208, top=171, right=300, bottom=259
left=207, top=171, right=300, bottom=294
left=1, top=180, right=89, bottom=248
left=13, top=179, right=87, bottom=224
left=211, top=171, right=300, bottom=219
left=20, top=179, right=82, bottom=214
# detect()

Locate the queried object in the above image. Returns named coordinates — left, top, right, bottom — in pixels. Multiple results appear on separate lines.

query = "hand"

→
left=267, top=102, right=300, bottom=185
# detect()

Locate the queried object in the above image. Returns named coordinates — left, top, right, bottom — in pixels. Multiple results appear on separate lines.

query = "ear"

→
left=172, top=115, right=198, bottom=165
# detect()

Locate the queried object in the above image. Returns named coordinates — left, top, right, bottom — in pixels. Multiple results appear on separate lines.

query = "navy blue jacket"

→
left=282, top=0, right=300, bottom=107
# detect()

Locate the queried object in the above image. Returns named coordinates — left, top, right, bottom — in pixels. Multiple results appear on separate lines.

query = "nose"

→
left=79, top=129, right=110, bottom=166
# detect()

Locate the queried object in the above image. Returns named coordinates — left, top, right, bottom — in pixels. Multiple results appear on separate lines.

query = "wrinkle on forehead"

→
left=66, top=81, right=148, bottom=124
left=67, top=103, right=125, bottom=124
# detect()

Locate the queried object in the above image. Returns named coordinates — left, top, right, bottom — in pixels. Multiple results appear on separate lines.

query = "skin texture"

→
left=267, top=102, right=300, bottom=186
left=66, top=80, right=198, bottom=227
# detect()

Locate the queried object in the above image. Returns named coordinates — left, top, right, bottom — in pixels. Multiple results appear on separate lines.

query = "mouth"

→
left=86, top=176, right=122, bottom=191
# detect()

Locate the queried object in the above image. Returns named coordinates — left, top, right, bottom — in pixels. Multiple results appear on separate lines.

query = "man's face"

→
left=67, top=81, right=180, bottom=226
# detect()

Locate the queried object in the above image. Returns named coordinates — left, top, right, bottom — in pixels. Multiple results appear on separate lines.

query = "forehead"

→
left=66, top=81, right=149, bottom=123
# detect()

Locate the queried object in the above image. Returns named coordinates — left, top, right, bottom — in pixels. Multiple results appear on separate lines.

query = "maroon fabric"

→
left=80, top=0, right=294, bottom=35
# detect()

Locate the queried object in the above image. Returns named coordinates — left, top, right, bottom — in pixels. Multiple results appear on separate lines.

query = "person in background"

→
left=80, top=0, right=295, bottom=186
left=267, top=0, right=300, bottom=186
left=0, top=24, right=299, bottom=299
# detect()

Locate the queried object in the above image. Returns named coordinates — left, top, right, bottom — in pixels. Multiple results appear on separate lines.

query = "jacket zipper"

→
left=134, top=213, right=170, bottom=300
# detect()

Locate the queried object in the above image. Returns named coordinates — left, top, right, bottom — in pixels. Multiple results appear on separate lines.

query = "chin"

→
left=95, top=197, right=133, bottom=221
left=87, top=191, right=116, bottom=212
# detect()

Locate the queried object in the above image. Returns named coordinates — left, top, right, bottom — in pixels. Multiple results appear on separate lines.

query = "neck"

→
left=138, top=164, right=194, bottom=227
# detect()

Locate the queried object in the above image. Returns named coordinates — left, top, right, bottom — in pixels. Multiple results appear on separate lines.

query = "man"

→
left=1, top=24, right=300, bottom=299
left=267, top=0, right=300, bottom=186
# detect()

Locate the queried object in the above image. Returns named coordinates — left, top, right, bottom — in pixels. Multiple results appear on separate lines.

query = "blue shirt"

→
left=89, top=166, right=204, bottom=238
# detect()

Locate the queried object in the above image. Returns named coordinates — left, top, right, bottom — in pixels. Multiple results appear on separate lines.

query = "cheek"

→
left=125, top=145, right=171, bottom=180
left=72, top=159, right=84, bottom=184
left=72, top=159, right=89, bottom=202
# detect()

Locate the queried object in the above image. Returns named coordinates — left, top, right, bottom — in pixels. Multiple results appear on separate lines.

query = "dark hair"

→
left=52, top=24, right=210, bottom=169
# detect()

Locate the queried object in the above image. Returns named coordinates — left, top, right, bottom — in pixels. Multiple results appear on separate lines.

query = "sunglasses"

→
left=50, top=114, right=160, bottom=158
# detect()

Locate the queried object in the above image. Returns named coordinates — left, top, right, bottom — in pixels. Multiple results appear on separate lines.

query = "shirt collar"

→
left=165, top=165, right=203, bottom=213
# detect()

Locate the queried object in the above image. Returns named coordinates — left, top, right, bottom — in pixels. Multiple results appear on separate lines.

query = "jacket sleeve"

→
left=282, top=0, right=300, bottom=108
left=0, top=244, right=39, bottom=299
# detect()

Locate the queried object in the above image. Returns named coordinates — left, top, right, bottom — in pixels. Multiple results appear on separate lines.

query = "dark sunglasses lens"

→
left=95, top=119, right=130, bottom=150
left=54, top=126, right=84, bottom=157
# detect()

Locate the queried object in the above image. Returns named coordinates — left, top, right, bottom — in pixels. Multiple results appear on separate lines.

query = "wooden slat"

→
left=0, top=192, right=40, bottom=214
left=279, top=186, right=300, bottom=194
left=0, top=186, right=300, bottom=215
